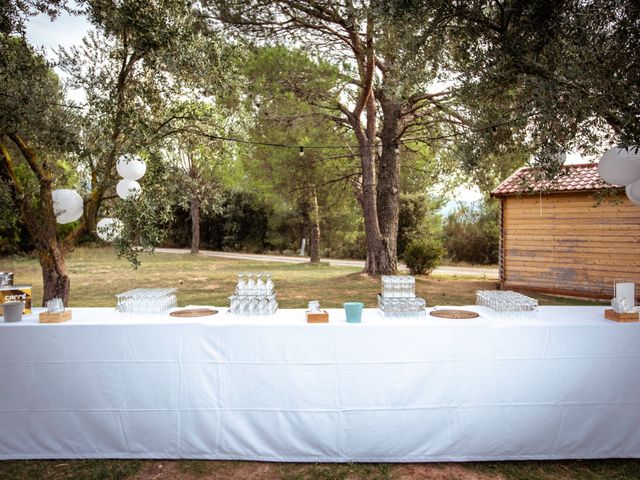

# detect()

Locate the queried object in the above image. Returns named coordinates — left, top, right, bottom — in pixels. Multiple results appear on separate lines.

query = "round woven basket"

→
left=429, top=309, right=479, bottom=319
left=169, top=308, right=219, bottom=318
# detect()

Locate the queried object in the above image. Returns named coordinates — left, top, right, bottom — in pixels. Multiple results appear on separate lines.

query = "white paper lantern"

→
left=598, top=147, right=640, bottom=186
left=116, top=179, right=141, bottom=200
left=116, top=154, right=147, bottom=180
left=552, top=152, right=567, bottom=164
left=96, top=218, right=123, bottom=242
left=626, top=182, right=640, bottom=206
left=51, top=189, right=83, bottom=224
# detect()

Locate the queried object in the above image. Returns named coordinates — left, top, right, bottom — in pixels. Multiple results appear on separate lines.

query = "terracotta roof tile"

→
left=491, top=163, right=620, bottom=196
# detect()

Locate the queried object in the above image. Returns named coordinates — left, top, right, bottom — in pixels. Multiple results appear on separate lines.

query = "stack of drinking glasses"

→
left=228, top=273, right=278, bottom=316
left=378, top=275, right=427, bottom=317
left=115, top=288, right=177, bottom=314
left=476, top=290, right=538, bottom=316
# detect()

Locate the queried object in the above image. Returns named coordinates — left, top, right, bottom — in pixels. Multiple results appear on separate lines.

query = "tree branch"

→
left=0, top=138, right=39, bottom=233
left=7, top=133, right=51, bottom=184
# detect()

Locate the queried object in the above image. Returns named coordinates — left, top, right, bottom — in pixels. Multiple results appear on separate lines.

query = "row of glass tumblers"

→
left=476, top=290, right=538, bottom=312
left=228, top=294, right=278, bottom=316
left=115, top=288, right=177, bottom=314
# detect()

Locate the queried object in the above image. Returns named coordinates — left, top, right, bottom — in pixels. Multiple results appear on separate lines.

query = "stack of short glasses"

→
left=476, top=290, right=538, bottom=314
left=378, top=275, right=426, bottom=317
left=115, top=288, right=177, bottom=314
left=228, top=273, right=278, bottom=316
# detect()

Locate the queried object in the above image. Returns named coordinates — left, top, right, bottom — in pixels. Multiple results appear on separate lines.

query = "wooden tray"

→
left=170, top=308, right=219, bottom=318
left=429, top=309, right=479, bottom=319
left=39, top=310, right=72, bottom=323
left=604, top=309, right=639, bottom=323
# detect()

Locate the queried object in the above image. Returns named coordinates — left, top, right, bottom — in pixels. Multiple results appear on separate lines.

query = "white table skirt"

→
left=1, top=306, right=639, bottom=461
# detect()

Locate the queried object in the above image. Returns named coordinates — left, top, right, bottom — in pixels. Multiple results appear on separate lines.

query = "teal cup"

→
left=344, top=302, right=364, bottom=323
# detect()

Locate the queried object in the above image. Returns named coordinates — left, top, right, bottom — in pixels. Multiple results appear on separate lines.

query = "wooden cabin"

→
left=491, top=163, right=640, bottom=300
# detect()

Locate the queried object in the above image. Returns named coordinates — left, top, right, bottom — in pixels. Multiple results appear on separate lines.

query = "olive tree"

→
left=390, top=0, right=640, bottom=174
left=0, top=35, right=77, bottom=303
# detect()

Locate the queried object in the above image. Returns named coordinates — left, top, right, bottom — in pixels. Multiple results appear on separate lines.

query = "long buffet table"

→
left=1, top=306, right=639, bottom=461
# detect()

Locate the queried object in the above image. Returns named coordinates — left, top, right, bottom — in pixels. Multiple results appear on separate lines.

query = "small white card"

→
left=615, top=282, right=635, bottom=309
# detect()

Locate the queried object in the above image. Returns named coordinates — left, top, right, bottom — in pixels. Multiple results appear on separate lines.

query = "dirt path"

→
left=155, top=248, right=499, bottom=279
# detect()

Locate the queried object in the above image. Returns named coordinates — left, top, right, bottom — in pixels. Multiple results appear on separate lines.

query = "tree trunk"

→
left=39, top=242, right=71, bottom=306
left=375, top=98, right=403, bottom=272
left=83, top=185, right=106, bottom=238
left=308, top=186, right=321, bottom=264
left=190, top=196, right=201, bottom=254
left=34, top=164, right=71, bottom=305
left=358, top=140, right=396, bottom=275
left=351, top=91, right=397, bottom=275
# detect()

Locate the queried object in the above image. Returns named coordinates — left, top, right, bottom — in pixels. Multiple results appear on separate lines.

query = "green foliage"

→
left=164, top=189, right=269, bottom=252
left=1, top=0, right=69, bottom=35
left=217, top=190, right=269, bottom=251
left=0, top=183, right=32, bottom=255
left=443, top=200, right=500, bottom=265
left=110, top=157, right=175, bottom=268
left=264, top=206, right=305, bottom=254
left=398, top=193, right=443, bottom=258
left=209, top=3, right=473, bottom=272
left=160, top=100, right=246, bottom=250
left=0, top=35, right=78, bottom=257
left=403, top=238, right=444, bottom=276
left=451, top=0, right=638, bottom=157
left=244, top=45, right=342, bottom=104
left=382, top=0, right=639, bottom=183
left=111, top=195, right=174, bottom=268
left=53, top=0, right=244, bottom=262
left=241, top=46, right=361, bottom=258
left=319, top=211, right=367, bottom=260
left=0, top=35, right=76, bottom=151
left=163, top=187, right=369, bottom=259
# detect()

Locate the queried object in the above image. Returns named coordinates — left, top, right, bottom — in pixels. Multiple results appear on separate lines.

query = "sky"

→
left=25, top=7, right=593, bottom=213
left=26, top=6, right=89, bottom=56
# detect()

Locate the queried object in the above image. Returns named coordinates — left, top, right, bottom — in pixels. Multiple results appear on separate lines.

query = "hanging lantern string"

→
left=159, top=110, right=542, bottom=153
left=14, top=86, right=544, bottom=153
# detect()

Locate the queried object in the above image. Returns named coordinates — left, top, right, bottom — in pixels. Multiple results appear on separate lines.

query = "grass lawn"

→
left=0, top=247, right=626, bottom=480
left=2, top=247, right=598, bottom=309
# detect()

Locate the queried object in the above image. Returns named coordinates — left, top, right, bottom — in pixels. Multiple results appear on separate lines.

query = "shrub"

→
left=403, top=238, right=444, bottom=276
left=398, top=193, right=443, bottom=258
left=443, top=200, right=499, bottom=265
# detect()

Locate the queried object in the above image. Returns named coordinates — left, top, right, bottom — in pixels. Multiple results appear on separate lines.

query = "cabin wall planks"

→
left=500, top=192, right=640, bottom=299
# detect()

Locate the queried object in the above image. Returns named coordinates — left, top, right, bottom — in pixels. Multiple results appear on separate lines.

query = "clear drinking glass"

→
left=246, top=274, right=255, bottom=295
left=46, top=298, right=65, bottom=313
left=269, top=298, right=278, bottom=315
left=255, top=273, right=264, bottom=294
left=257, top=297, right=267, bottom=315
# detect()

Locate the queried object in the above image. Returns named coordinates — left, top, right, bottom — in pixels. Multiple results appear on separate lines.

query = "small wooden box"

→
left=306, top=310, right=329, bottom=323
left=39, top=310, right=72, bottom=324
left=604, top=309, right=639, bottom=323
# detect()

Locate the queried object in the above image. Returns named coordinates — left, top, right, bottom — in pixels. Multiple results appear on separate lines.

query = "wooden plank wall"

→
left=502, top=192, right=640, bottom=299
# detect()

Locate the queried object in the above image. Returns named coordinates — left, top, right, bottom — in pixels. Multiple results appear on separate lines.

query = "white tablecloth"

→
left=1, top=306, right=639, bottom=461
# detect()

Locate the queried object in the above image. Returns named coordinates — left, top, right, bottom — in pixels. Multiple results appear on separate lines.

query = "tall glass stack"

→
left=115, top=288, right=177, bottom=314
left=228, top=273, right=278, bottom=316
left=378, top=275, right=426, bottom=317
